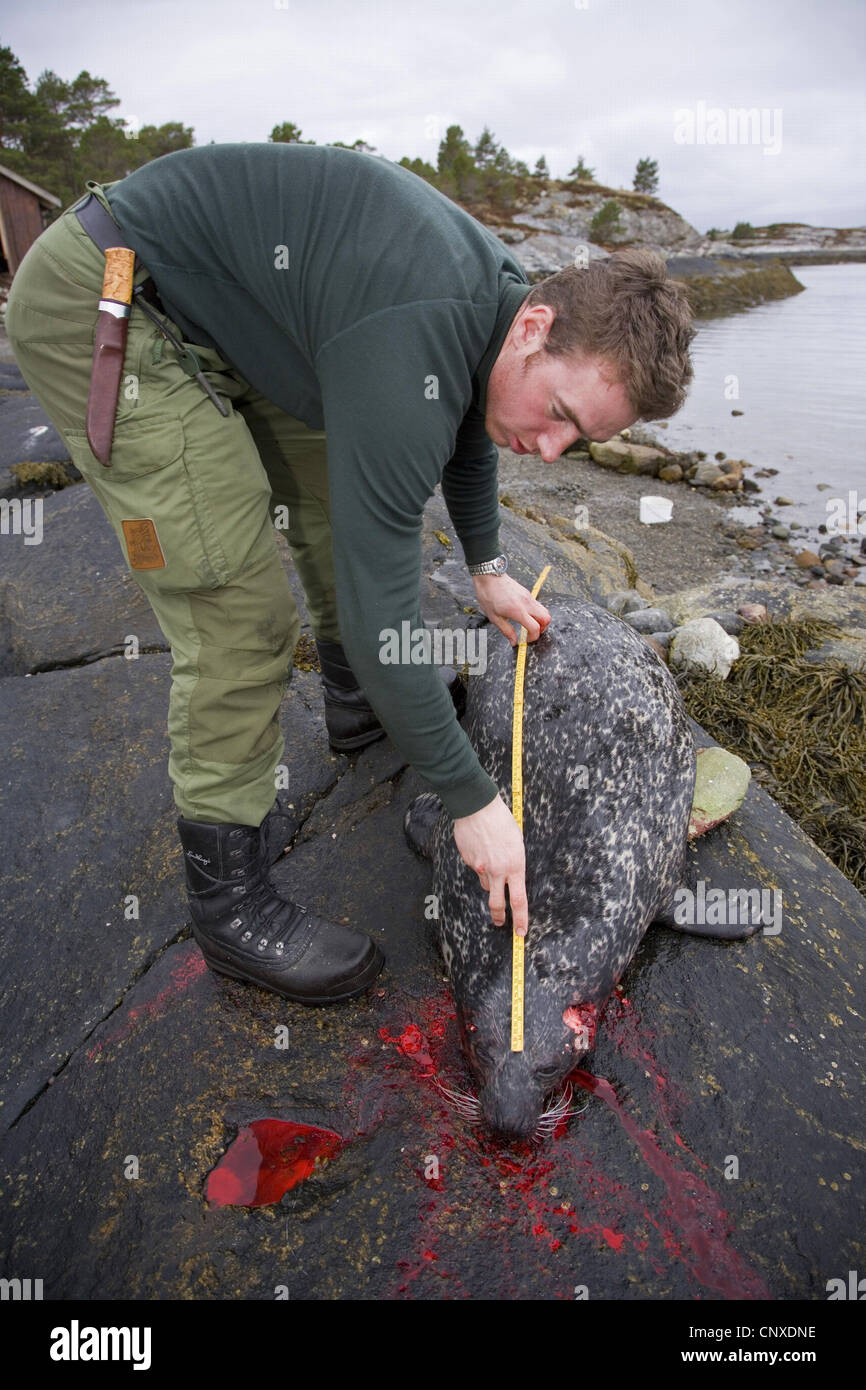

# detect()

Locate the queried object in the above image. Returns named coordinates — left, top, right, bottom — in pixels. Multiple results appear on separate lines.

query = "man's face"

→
left=485, top=302, right=638, bottom=460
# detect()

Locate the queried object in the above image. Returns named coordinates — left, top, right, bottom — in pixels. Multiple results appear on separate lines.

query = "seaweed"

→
left=674, top=617, right=866, bottom=894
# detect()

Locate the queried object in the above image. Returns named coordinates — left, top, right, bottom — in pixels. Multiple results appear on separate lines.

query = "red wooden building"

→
left=0, top=163, right=62, bottom=276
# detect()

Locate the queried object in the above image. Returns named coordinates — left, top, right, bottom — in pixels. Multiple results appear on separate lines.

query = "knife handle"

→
left=102, top=247, right=135, bottom=307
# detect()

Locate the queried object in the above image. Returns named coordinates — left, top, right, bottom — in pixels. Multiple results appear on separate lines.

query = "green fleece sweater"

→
left=106, top=142, right=532, bottom=819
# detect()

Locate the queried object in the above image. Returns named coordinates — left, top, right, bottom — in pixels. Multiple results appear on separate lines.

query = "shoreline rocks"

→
left=566, top=427, right=866, bottom=593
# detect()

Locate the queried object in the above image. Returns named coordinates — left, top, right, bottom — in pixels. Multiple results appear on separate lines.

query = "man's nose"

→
left=537, top=424, right=579, bottom=462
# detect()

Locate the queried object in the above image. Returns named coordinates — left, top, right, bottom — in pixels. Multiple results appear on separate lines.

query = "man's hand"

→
left=472, top=572, right=551, bottom=646
left=452, top=793, right=529, bottom=936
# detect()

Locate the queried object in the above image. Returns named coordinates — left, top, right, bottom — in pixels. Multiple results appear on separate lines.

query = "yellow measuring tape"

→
left=510, top=564, right=551, bottom=1052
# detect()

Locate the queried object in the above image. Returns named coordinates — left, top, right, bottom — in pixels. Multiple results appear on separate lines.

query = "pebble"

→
left=706, top=610, right=744, bottom=635
left=691, top=460, right=725, bottom=487
left=623, top=607, right=674, bottom=633
left=621, top=594, right=651, bottom=614
left=737, top=603, right=767, bottom=622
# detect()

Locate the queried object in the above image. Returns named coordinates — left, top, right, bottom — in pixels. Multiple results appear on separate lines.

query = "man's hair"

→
left=523, top=249, right=697, bottom=421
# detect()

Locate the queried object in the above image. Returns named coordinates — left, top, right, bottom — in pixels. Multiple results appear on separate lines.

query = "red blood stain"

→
left=206, top=1119, right=342, bottom=1208
left=87, top=945, right=207, bottom=1061
left=340, top=988, right=771, bottom=1300
left=571, top=1068, right=770, bottom=1298
left=378, top=1023, right=434, bottom=1070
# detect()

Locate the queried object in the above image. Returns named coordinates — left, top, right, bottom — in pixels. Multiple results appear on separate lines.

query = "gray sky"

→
left=3, top=0, right=865, bottom=231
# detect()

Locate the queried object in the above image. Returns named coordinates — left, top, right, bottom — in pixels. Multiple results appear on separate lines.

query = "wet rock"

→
left=1, top=710, right=863, bottom=1299
left=820, top=537, right=846, bottom=556
left=690, top=460, right=725, bottom=487
left=771, top=524, right=791, bottom=540
left=2, top=464, right=866, bottom=1301
left=588, top=439, right=664, bottom=475
left=0, top=653, right=180, bottom=1132
left=794, top=550, right=822, bottom=568
left=0, top=362, right=28, bottom=391
left=0, top=485, right=167, bottom=675
left=710, top=471, right=742, bottom=492
left=658, top=462, right=683, bottom=483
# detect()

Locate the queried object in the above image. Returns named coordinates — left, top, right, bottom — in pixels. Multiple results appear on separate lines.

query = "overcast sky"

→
left=3, top=0, right=864, bottom=231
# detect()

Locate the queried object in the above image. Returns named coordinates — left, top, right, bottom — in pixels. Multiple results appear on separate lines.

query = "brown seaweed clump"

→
left=674, top=616, right=866, bottom=894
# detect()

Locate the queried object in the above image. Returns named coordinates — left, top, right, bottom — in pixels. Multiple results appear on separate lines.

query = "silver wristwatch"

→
left=468, top=553, right=508, bottom=577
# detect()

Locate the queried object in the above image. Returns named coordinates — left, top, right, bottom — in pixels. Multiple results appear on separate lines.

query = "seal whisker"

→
left=434, top=1077, right=481, bottom=1121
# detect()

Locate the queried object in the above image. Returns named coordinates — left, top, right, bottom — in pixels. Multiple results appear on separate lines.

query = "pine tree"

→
left=633, top=157, right=658, bottom=194
left=568, top=155, right=595, bottom=180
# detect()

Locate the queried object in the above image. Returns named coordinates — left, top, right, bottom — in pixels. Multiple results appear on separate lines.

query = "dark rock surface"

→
left=0, top=392, right=77, bottom=497
left=1, top=454, right=864, bottom=1300
left=0, top=485, right=167, bottom=675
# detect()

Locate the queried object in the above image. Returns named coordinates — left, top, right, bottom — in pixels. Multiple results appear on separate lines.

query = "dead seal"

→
left=405, top=593, right=759, bottom=1141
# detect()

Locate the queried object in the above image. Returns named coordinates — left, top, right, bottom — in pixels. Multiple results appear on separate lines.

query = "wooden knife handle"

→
left=102, top=246, right=135, bottom=305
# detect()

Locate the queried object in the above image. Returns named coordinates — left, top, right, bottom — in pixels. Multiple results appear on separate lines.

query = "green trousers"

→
left=6, top=186, right=342, bottom=827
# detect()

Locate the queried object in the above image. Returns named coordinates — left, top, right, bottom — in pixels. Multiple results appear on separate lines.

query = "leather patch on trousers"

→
left=121, top=518, right=166, bottom=570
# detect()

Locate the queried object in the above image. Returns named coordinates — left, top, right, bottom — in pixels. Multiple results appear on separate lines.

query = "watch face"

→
left=493, top=556, right=507, bottom=574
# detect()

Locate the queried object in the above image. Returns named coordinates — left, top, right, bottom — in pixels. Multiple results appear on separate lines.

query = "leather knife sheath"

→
left=86, top=246, right=135, bottom=467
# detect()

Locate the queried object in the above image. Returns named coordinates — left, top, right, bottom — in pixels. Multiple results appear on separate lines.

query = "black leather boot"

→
left=178, top=815, right=384, bottom=1004
left=315, top=637, right=466, bottom=752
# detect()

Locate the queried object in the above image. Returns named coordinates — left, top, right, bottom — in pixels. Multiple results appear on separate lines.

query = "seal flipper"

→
left=653, top=889, right=765, bottom=939
left=404, top=792, right=445, bottom=860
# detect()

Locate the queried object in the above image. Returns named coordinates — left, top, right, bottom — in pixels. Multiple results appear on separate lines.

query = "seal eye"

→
left=536, top=1066, right=562, bottom=1084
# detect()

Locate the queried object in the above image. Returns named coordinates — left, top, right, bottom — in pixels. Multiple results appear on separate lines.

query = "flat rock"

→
left=1, top=479, right=864, bottom=1300
left=0, top=485, right=167, bottom=675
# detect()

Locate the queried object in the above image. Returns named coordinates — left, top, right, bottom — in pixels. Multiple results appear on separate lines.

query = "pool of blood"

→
left=206, top=1118, right=342, bottom=1208
left=203, top=985, right=770, bottom=1300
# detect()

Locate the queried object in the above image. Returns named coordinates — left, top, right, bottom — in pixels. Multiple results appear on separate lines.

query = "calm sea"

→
left=652, top=263, right=866, bottom=531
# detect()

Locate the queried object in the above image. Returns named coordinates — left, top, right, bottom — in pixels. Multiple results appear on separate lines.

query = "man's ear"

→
left=516, top=301, right=555, bottom=353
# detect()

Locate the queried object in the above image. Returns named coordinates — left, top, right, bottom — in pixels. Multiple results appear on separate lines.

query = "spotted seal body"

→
left=407, top=594, right=699, bottom=1140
